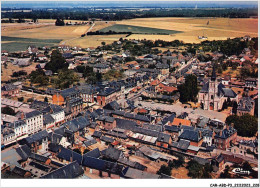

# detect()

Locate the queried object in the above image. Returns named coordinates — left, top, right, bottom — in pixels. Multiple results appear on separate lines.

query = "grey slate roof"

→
left=157, top=133, right=171, bottom=144
left=12, top=166, right=31, bottom=177
left=100, top=136, right=114, bottom=143
left=221, top=88, right=237, bottom=98
left=41, top=161, right=84, bottom=179
left=82, top=156, right=123, bottom=174
left=43, top=114, right=55, bottom=125
left=25, top=110, right=42, bottom=119
left=57, top=147, right=83, bottom=165
left=23, top=130, right=48, bottom=145
left=179, top=129, right=201, bottom=142
left=101, top=146, right=123, bottom=161
left=214, top=126, right=237, bottom=139
left=238, top=97, right=254, bottom=112
left=83, top=148, right=101, bottom=158
left=15, top=145, right=31, bottom=161
left=176, top=139, right=190, bottom=150
left=122, top=167, right=160, bottom=179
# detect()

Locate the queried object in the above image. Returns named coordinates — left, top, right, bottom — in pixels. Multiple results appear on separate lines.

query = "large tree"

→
left=45, top=50, right=68, bottom=73
left=1, top=106, right=16, bottom=116
left=157, top=164, right=172, bottom=176
left=187, top=160, right=212, bottom=179
left=225, top=114, right=258, bottom=137
left=54, top=69, right=79, bottom=89
left=178, top=74, right=199, bottom=103
left=29, top=69, right=49, bottom=86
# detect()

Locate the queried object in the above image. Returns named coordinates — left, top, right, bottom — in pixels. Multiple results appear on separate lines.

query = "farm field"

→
left=99, top=24, right=182, bottom=34
left=1, top=21, right=91, bottom=51
left=1, top=36, right=62, bottom=52
left=1, top=17, right=258, bottom=50
left=117, top=17, right=258, bottom=43
left=65, top=34, right=127, bottom=48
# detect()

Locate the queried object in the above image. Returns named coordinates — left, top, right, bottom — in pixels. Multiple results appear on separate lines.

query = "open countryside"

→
left=1, top=17, right=258, bottom=51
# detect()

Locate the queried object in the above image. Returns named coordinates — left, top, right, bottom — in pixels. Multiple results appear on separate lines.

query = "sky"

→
left=1, top=1, right=258, bottom=9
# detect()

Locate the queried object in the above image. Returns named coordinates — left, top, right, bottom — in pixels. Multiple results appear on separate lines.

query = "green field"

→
left=99, top=24, right=182, bottom=35
left=1, top=36, right=62, bottom=52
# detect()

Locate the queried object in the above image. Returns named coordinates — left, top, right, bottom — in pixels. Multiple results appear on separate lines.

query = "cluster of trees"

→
left=11, top=70, right=27, bottom=77
left=103, top=69, right=124, bottom=81
left=52, top=69, right=79, bottom=90
left=55, top=18, right=65, bottom=26
left=85, top=30, right=132, bottom=36
left=157, top=155, right=185, bottom=176
left=45, top=50, right=68, bottom=73
left=221, top=97, right=238, bottom=114
left=178, top=74, right=199, bottom=103
left=225, top=114, right=258, bottom=137
left=220, top=162, right=257, bottom=178
left=75, top=65, right=95, bottom=79
left=29, top=69, right=49, bottom=86
left=1, top=106, right=16, bottom=116
left=2, top=8, right=257, bottom=21
left=240, top=61, right=258, bottom=79
left=187, top=160, right=213, bottom=178
left=197, top=37, right=257, bottom=56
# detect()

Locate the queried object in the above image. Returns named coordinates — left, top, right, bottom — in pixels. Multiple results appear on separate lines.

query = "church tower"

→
left=208, top=66, right=218, bottom=110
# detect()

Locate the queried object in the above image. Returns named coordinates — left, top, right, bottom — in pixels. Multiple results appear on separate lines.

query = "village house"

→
left=214, top=126, right=237, bottom=150
left=178, top=126, right=203, bottom=147
left=231, top=139, right=258, bottom=158
left=96, top=116, right=116, bottom=130
left=93, top=63, right=110, bottom=73
left=245, top=78, right=258, bottom=89
left=52, top=87, right=80, bottom=106
left=20, top=130, right=49, bottom=153
left=1, top=84, right=19, bottom=97
left=97, top=87, right=119, bottom=106
left=24, top=110, right=44, bottom=135
left=156, top=132, right=172, bottom=148
left=237, top=97, right=255, bottom=116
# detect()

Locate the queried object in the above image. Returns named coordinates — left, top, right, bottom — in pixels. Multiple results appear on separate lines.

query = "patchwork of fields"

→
left=1, top=36, right=62, bottom=52
left=1, top=17, right=258, bottom=50
left=99, top=24, right=182, bottom=35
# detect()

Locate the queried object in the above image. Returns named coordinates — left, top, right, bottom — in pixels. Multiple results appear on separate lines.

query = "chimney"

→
left=20, top=112, right=25, bottom=120
left=70, top=151, right=73, bottom=162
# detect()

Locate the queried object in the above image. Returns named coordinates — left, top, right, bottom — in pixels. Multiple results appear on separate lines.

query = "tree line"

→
left=2, top=8, right=257, bottom=21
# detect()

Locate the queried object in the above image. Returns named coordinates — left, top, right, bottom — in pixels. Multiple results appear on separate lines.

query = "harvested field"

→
left=118, top=17, right=258, bottom=43
left=2, top=17, right=258, bottom=49
left=2, top=25, right=90, bottom=39
left=64, top=34, right=127, bottom=48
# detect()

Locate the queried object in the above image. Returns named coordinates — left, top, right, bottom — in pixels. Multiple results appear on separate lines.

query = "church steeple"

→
left=211, top=66, right=216, bottom=81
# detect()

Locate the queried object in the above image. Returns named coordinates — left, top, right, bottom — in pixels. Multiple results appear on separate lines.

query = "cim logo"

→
left=232, top=168, right=251, bottom=175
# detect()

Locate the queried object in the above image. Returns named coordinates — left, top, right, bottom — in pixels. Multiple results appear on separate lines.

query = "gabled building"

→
left=237, top=97, right=255, bottom=116
left=52, top=87, right=80, bottom=106
left=20, top=130, right=49, bottom=153
left=1, top=84, right=19, bottom=97
left=25, top=110, right=43, bottom=135
left=214, top=126, right=237, bottom=150
left=198, top=67, right=238, bottom=111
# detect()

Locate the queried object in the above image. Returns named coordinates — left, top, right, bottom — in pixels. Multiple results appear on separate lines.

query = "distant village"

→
left=1, top=35, right=258, bottom=179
